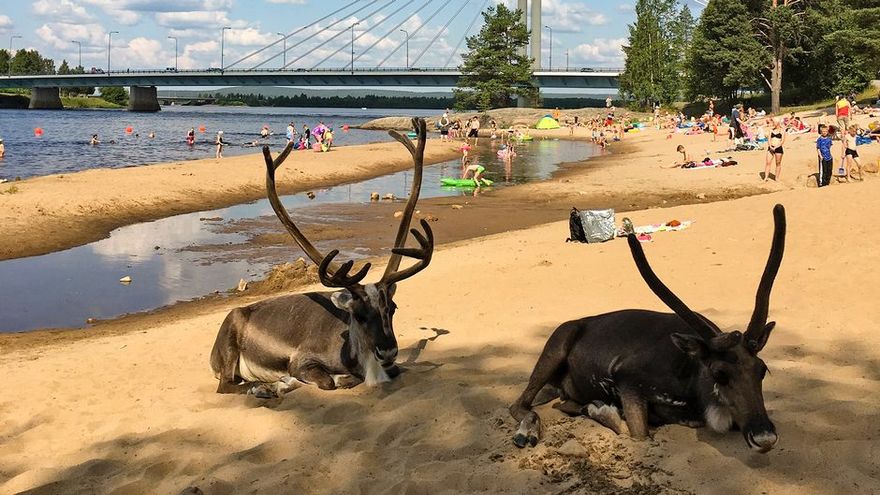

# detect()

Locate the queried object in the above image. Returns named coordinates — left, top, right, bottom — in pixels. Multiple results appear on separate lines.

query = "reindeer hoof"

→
left=247, top=384, right=278, bottom=399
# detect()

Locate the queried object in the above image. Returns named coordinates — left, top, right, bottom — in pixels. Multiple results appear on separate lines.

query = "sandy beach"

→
left=2, top=111, right=880, bottom=494
left=0, top=138, right=461, bottom=260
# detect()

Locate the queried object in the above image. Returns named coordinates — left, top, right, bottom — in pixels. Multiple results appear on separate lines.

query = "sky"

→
left=0, top=0, right=704, bottom=73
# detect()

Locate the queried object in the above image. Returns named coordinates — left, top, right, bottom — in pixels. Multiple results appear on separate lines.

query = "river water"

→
left=0, top=106, right=428, bottom=179
left=0, top=106, right=599, bottom=332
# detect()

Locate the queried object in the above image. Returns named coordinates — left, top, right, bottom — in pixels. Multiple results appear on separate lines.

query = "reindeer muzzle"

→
left=375, top=347, right=398, bottom=366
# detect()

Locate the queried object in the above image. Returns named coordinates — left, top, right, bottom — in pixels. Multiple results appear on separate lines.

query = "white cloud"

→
left=571, top=37, right=626, bottom=66
left=35, top=22, right=108, bottom=50
left=33, top=0, right=94, bottom=22
left=543, top=0, right=609, bottom=32
left=0, top=15, right=13, bottom=34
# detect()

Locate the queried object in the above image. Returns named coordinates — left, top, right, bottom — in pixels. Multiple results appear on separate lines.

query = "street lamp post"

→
left=277, top=32, right=286, bottom=68
left=167, top=36, right=178, bottom=71
left=399, top=29, right=408, bottom=68
left=350, top=22, right=359, bottom=74
left=565, top=49, right=569, bottom=71
left=544, top=25, right=553, bottom=70
left=71, top=40, right=82, bottom=70
left=220, top=26, right=231, bottom=71
left=8, top=34, right=21, bottom=76
left=107, top=31, right=118, bottom=74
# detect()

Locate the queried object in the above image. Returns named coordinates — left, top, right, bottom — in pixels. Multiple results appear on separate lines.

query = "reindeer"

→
left=510, top=204, right=786, bottom=453
left=210, top=118, right=433, bottom=398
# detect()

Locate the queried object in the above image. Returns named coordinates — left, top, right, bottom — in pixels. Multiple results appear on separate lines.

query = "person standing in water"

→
left=0, top=138, right=5, bottom=158
left=215, top=131, right=226, bottom=159
left=186, top=128, right=195, bottom=146
left=90, top=134, right=100, bottom=146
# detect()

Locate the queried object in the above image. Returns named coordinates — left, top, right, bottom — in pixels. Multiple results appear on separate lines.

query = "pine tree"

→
left=454, top=4, right=536, bottom=110
left=619, top=0, right=687, bottom=107
left=754, top=0, right=806, bottom=114
left=826, top=0, right=880, bottom=87
left=685, top=0, right=764, bottom=102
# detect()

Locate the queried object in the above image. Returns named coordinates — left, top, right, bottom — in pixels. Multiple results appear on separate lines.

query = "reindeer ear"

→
left=331, top=290, right=354, bottom=311
left=748, top=321, right=775, bottom=354
left=671, top=333, right=708, bottom=359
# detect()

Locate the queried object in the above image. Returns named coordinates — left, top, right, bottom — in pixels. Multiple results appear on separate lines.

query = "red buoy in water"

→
left=198, top=125, right=207, bottom=133
left=34, top=127, right=44, bottom=136
left=125, top=126, right=133, bottom=134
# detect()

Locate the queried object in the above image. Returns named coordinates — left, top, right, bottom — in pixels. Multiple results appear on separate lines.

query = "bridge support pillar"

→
left=530, top=0, right=542, bottom=71
left=29, top=87, right=63, bottom=110
left=128, top=86, right=161, bottom=112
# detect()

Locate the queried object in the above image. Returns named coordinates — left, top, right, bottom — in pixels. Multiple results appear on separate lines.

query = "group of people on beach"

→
left=662, top=91, right=878, bottom=185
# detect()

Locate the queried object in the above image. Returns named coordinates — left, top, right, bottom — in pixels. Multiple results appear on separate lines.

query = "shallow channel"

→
left=0, top=139, right=597, bottom=332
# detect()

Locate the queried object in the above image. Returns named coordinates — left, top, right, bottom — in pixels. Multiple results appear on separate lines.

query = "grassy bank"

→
left=60, top=96, right=123, bottom=109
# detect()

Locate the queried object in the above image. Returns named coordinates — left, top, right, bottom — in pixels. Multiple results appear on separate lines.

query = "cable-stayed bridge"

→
left=3, top=0, right=621, bottom=111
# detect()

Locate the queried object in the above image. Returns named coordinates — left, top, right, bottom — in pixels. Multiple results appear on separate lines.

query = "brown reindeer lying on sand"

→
left=211, top=118, right=433, bottom=398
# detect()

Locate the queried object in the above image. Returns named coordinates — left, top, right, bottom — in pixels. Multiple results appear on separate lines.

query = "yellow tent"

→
left=535, top=115, right=560, bottom=129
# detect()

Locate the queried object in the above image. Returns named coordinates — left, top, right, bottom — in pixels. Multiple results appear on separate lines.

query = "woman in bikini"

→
left=763, top=119, right=786, bottom=181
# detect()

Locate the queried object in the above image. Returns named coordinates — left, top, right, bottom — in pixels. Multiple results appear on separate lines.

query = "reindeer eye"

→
left=713, top=370, right=730, bottom=385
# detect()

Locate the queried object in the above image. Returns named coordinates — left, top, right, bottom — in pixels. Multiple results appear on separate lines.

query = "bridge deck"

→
left=3, top=68, right=620, bottom=89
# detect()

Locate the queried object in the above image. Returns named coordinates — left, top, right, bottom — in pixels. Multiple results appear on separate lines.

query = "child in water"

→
left=461, top=158, right=486, bottom=184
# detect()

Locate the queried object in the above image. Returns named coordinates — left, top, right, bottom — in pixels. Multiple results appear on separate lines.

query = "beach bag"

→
left=567, top=208, right=616, bottom=243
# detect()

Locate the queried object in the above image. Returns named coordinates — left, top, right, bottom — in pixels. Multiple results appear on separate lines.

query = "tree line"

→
left=620, top=0, right=880, bottom=113
left=213, top=92, right=457, bottom=109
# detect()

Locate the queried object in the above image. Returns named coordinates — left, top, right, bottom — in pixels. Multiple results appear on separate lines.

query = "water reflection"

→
left=0, top=139, right=596, bottom=332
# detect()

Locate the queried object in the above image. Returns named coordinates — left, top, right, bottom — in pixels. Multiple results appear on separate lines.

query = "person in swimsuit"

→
left=461, top=158, right=486, bottom=184
left=843, top=125, right=863, bottom=181
left=186, top=128, right=195, bottom=146
left=764, top=119, right=786, bottom=181
left=90, top=134, right=100, bottom=146
left=215, top=131, right=226, bottom=159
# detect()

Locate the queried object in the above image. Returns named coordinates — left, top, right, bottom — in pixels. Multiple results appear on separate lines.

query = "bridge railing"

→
left=6, top=66, right=623, bottom=78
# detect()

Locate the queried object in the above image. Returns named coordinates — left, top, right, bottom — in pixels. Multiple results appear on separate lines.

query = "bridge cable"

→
left=277, top=0, right=388, bottom=70
left=376, top=0, right=448, bottom=67
left=310, top=0, right=412, bottom=69
left=282, top=0, right=391, bottom=70
left=226, top=0, right=360, bottom=69
left=444, top=0, right=489, bottom=68
left=353, top=0, right=432, bottom=65
left=409, top=0, right=470, bottom=67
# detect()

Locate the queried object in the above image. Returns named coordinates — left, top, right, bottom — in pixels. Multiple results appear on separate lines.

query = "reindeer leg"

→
left=620, top=390, right=650, bottom=439
left=586, top=401, right=625, bottom=435
left=510, top=324, right=577, bottom=448
left=293, top=363, right=337, bottom=390
left=211, top=309, right=251, bottom=394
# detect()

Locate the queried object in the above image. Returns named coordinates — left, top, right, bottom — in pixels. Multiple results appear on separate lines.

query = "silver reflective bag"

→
left=577, top=209, right=616, bottom=243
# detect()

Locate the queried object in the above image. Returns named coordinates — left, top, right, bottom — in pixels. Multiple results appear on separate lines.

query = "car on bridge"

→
left=90, top=67, right=105, bottom=74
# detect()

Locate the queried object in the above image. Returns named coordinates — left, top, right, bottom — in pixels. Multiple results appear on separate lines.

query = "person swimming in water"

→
left=186, top=127, right=195, bottom=146
left=90, top=134, right=100, bottom=146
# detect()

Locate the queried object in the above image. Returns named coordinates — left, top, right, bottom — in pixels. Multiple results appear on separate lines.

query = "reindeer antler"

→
left=384, top=219, right=434, bottom=286
left=624, top=220, right=719, bottom=341
left=318, top=250, right=371, bottom=288
left=745, top=204, right=786, bottom=341
left=264, top=144, right=369, bottom=289
left=381, top=118, right=432, bottom=285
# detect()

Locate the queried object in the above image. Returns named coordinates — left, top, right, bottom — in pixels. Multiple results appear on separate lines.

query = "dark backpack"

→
left=566, top=207, right=588, bottom=243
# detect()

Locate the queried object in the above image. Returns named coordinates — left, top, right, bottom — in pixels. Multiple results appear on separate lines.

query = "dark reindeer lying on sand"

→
left=211, top=118, right=433, bottom=398
left=511, top=204, right=786, bottom=453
